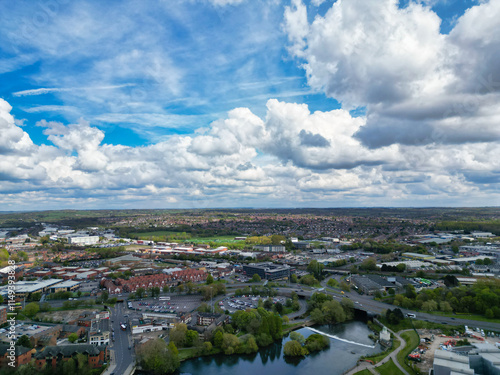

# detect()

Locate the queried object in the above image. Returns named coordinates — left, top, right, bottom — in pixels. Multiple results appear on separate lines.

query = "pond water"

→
left=179, top=321, right=382, bottom=375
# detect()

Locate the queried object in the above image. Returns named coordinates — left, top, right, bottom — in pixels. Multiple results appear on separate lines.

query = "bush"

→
left=283, top=340, right=308, bottom=357
left=305, top=334, right=329, bottom=352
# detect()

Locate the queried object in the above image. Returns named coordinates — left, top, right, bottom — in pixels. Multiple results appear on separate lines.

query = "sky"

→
left=0, top=0, right=499, bottom=210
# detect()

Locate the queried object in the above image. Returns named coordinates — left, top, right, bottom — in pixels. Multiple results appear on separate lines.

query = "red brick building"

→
left=0, top=344, right=33, bottom=367
left=34, top=344, right=108, bottom=370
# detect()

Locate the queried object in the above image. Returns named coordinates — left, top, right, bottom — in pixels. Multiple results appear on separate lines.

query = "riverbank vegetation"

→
left=397, top=331, right=421, bottom=375
left=308, top=292, right=354, bottom=324
left=283, top=332, right=329, bottom=357
left=390, top=279, right=500, bottom=319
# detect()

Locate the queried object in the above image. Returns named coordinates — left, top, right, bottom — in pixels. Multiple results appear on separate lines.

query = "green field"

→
left=130, top=232, right=245, bottom=244
left=376, top=358, right=404, bottom=375
left=397, top=331, right=420, bottom=375
left=353, top=370, right=373, bottom=375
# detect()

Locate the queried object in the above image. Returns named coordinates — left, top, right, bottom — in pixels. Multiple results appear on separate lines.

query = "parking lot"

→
left=127, top=295, right=203, bottom=313
left=219, top=295, right=287, bottom=313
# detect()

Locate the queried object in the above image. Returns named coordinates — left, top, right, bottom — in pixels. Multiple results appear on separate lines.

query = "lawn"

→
left=363, top=338, right=401, bottom=364
left=178, top=347, right=221, bottom=361
left=397, top=331, right=420, bottom=375
left=353, top=370, right=373, bottom=375
left=376, top=358, right=404, bottom=375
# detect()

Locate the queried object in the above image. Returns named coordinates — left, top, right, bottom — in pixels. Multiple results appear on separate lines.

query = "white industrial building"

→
left=68, top=236, right=99, bottom=245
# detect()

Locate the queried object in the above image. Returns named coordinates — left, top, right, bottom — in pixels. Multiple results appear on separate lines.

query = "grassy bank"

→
left=362, top=338, right=401, bottom=364
left=397, top=331, right=420, bottom=375
left=376, top=358, right=404, bottom=375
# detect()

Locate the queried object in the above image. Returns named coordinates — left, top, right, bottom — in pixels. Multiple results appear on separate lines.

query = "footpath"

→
left=344, top=325, right=411, bottom=375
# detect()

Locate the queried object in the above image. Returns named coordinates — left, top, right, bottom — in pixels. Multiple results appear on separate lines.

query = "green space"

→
left=353, top=369, right=373, bottom=375
left=424, top=311, right=500, bottom=324
left=363, top=338, right=401, bottom=364
left=130, top=232, right=244, bottom=243
left=397, top=331, right=420, bottom=375
left=376, top=358, right=404, bottom=375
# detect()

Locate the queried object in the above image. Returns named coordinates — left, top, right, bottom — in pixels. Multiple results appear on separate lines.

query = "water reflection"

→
left=179, top=321, right=382, bottom=375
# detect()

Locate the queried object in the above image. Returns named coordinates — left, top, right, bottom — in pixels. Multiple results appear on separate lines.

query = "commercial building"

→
left=253, top=245, right=286, bottom=252
left=351, top=275, right=386, bottom=295
left=68, top=236, right=99, bottom=245
left=0, top=279, right=64, bottom=300
left=243, top=262, right=291, bottom=280
left=433, top=344, right=500, bottom=375
left=401, top=252, right=435, bottom=261
left=49, top=280, right=81, bottom=293
left=433, top=350, right=474, bottom=375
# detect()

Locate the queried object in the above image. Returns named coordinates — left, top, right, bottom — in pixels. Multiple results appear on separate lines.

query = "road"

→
left=109, top=303, right=134, bottom=375
left=277, top=278, right=500, bottom=332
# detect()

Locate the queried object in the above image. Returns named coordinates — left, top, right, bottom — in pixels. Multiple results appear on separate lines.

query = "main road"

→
left=108, top=303, right=134, bottom=375
left=278, top=281, right=500, bottom=332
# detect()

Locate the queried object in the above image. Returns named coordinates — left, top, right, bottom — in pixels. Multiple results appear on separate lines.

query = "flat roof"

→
left=5, top=279, right=63, bottom=293
left=51, top=280, right=81, bottom=288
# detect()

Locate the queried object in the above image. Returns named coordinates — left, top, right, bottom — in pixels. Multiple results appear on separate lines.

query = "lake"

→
left=179, top=321, right=382, bottom=375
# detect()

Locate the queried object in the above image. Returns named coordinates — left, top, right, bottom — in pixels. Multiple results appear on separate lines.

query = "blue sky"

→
left=1, top=0, right=499, bottom=210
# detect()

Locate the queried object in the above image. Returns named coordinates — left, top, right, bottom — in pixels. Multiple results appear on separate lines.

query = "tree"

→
left=305, top=334, right=329, bottom=352
left=275, top=302, right=284, bottom=315
left=422, top=300, right=438, bottom=312
left=327, top=278, right=339, bottom=288
left=221, top=333, right=240, bottom=355
left=264, top=298, right=273, bottom=310
left=24, top=302, right=39, bottom=318
left=68, top=333, right=79, bottom=343
left=213, top=330, right=224, bottom=348
left=405, top=284, right=417, bottom=299
left=300, top=274, right=319, bottom=286
left=251, top=273, right=262, bottom=283
left=289, top=331, right=305, bottom=345
left=206, top=273, right=214, bottom=284
left=271, top=235, right=286, bottom=245
left=340, top=281, right=351, bottom=292
left=290, top=274, right=298, bottom=283
left=439, top=301, right=453, bottom=313
left=201, top=341, right=213, bottom=354
left=185, top=330, right=199, bottom=347
left=245, top=335, right=259, bottom=353
left=151, top=286, right=161, bottom=298
left=307, top=260, right=324, bottom=280
left=283, top=340, right=307, bottom=357
left=101, top=290, right=109, bottom=302
left=137, top=338, right=180, bottom=375
left=360, top=257, right=377, bottom=271
left=62, top=358, right=76, bottom=374
left=136, top=287, right=145, bottom=299
left=17, top=335, right=32, bottom=348
left=170, top=323, right=188, bottom=347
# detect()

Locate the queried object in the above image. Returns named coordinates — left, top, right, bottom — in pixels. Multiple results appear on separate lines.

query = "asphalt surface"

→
left=109, top=303, right=134, bottom=375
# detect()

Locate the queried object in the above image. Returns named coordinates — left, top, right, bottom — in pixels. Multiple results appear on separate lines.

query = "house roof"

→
left=35, top=344, right=106, bottom=358
left=0, top=344, right=32, bottom=356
